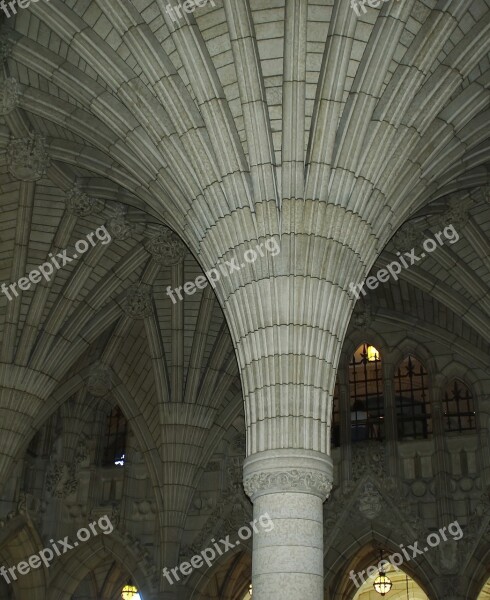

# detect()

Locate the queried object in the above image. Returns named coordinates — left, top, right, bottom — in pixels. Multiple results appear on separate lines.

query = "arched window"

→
left=101, top=406, right=128, bottom=466
left=443, top=380, right=476, bottom=433
left=121, top=583, right=141, bottom=600
left=395, top=355, right=431, bottom=439
left=349, top=343, right=384, bottom=442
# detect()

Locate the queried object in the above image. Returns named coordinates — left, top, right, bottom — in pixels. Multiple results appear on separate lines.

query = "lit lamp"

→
left=121, top=584, right=138, bottom=600
left=373, top=570, right=392, bottom=596
left=367, top=345, right=379, bottom=362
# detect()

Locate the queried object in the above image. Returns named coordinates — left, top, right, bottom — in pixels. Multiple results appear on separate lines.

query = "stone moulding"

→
left=243, top=469, right=333, bottom=500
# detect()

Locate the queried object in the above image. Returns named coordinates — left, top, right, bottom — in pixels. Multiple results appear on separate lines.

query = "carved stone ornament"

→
left=145, top=226, right=187, bottom=265
left=107, top=203, right=134, bottom=240
left=232, top=433, right=246, bottom=453
left=441, top=196, right=474, bottom=230
left=90, top=503, right=120, bottom=527
left=121, top=530, right=158, bottom=589
left=66, top=183, right=102, bottom=217
left=394, top=220, right=423, bottom=250
left=243, top=469, right=333, bottom=501
left=45, top=462, right=79, bottom=499
left=0, top=492, right=43, bottom=528
left=352, top=300, right=372, bottom=328
left=0, top=36, right=12, bottom=62
left=358, top=481, right=382, bottom=519
left=461, top=485, right=490, bottom=555
left=437, top=538, right=459, bottom=574
left=133, top=499, right=156, bottom=520
left=351, top=441, right=385, bottom=480
left=180, top=455, right=252, bottom=563
left=7, top=132, right=50, bottom=181
left=0, top=77, right=20, bottom=115
left=87, top=363, right=113, bottom=397
left=227, top=455, right=244, bottom=491
left=123, top=284, right=153, bottom=319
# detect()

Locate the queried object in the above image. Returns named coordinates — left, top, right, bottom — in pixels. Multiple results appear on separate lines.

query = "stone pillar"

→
left=243, top=449, right=333, bottom=600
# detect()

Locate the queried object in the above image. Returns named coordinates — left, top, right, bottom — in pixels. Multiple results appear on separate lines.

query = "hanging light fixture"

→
left=373, top=571, right=392, bottom=596
left=373, top=550, right=392, bottom=596
left=121, top=583, right=138, bottom=600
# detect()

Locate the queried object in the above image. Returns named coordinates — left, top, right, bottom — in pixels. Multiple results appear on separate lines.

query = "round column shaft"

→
left=243, top=449, right=333, bottom=600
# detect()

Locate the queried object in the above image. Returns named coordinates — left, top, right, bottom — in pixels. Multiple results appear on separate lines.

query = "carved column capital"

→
left=243, top=449, right=333, bottom=502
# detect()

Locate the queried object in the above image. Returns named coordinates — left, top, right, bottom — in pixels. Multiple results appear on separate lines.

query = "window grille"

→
left=395, top=355, right=431, bottom=439
left=101, top=406, right=127, bottom=466
left=349, top=343, right=384, bottom=442
left=443, top=380, right=476, bottom=433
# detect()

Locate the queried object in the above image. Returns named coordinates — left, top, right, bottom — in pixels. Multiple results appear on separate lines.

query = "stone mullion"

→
left=383, top=375, right=399, bottom=478
left=430, top=385, right=454, bottom=526
left=89, top=405, right=112, bottom=506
